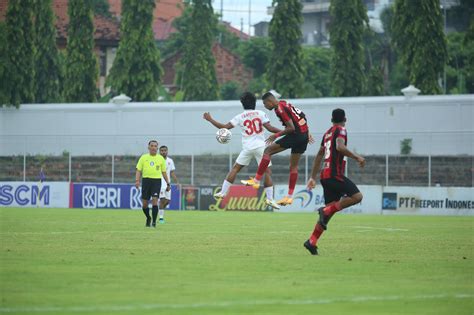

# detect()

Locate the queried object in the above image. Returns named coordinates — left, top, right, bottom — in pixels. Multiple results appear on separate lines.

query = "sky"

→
left=213, top=0, right=273, bottom=36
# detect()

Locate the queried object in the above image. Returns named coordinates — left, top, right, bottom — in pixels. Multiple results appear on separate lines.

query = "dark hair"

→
left=159, top=145, right=168, bottom=150
left=240, top=92, right=256, bottom=110
left=261, top=92, right=274, bottom=100
left=148, top=140, right=158, bottom=145
left=331, top=108, right=346, bottom=123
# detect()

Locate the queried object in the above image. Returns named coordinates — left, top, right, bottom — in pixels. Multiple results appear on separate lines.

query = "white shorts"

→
left=235, top=146, right=272, bottom=167
left=160, top=188, right=171, bottom=200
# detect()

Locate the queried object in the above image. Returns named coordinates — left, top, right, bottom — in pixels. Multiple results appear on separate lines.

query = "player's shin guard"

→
left=151, top=205, right=159, bottom=223
left=142, top=207, right=150, bottom=219
left=159, top=209, right=164, bottom=219
left=255, top=154, right=271, bottom=181
left=288, top=169, right=298, bottom=197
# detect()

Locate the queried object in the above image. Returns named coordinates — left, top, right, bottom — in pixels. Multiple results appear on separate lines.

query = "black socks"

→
left=152, top=205, right=159, bottom=223
left=142, top=207, right=150, bottom=219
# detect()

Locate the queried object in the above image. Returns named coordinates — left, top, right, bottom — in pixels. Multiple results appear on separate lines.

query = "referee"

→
left=135, top=140, right=171, bottom=227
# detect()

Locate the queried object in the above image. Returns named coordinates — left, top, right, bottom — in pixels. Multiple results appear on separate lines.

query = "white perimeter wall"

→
left=0, top=95, right=473, bottom=156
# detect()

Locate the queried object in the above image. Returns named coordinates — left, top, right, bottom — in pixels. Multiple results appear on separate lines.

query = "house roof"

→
left=108, top=0, right=184, bottom=41
left=221, top=21, right=250, bottom=40
left=0, top=0, right=120, bottom=44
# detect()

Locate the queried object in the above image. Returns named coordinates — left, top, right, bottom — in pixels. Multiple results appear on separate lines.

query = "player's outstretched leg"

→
left=242, top=144, right=284, bottom=189
left=215, top=164, right=244, bottom=198
left=277, top=153, right=301, bottom=206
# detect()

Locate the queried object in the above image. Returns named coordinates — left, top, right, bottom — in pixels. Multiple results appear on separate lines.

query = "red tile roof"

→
left=0, top=0, right=120, bottom=44
left=162, top=43, right=253, bottom=91
left=108, top=0, right=184, bottom=41
left=221, top=21, right=250, bottom=40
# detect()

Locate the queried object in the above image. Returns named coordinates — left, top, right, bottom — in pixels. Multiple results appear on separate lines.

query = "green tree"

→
left=34, top=0, right=63, bottom=103
left=180, top=0, right=219, bottom=101
left=445, top=31, right=474, bottom=94
left=64, top=0, right=98, bottom=102
left=329, top=0, right=368, bottom=96
left=367, top=66, right=385, bottom=96
left=301, top=47, right=332, bottom=98
left=220, top=81, right=242, bottom=100
left=0, top=22, right=10, bottom=106
left=107, top=0, right=162, bottom=102
left=392, top=0, right=447, bottom=94
left=92, top=0, right=111, bottom=17
left=4, top=0, right=35, bottom=106
left=238, top=37, right=271, bottom=78
left=465, top=20, right=474, bottom=93
left=267, top=0, right=303, bottom=98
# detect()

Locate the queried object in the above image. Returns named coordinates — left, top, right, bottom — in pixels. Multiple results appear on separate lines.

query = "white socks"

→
left=221, top=180, right=232, bottom=195
left=264, top=186, right=274, bottom=200
left=159, top=209, right=164, bottom=219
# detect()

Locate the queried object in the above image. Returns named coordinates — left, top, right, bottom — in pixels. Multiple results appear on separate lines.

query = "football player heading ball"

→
left=203, top=92, right=283, bottom=209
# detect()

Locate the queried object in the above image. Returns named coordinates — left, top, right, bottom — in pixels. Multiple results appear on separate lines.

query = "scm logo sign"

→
left=0, top=184, right=49, bottom=206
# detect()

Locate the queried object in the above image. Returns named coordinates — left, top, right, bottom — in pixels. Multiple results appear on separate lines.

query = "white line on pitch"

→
left=351, top=225, right=409, bottom=232
left=0, top=293, right=471, bottom=313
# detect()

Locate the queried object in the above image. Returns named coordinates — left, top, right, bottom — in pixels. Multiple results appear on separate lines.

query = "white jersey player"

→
left=203, top=92, right=283, bottom=209
left=158, top=146, right=179, bottom=223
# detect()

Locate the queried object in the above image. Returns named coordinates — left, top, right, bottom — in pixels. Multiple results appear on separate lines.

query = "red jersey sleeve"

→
left=276, top=101, right=291, bottom=122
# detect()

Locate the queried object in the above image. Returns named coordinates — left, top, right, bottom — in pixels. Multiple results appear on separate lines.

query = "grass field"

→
left=0, top=208, right=473, bottom=315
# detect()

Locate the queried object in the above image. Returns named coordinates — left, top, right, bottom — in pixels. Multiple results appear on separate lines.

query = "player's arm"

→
left=135, top=170, right=141, bottom=188
left=307, top=146, right=325, bottom=190
left=171, top=170, right=179, bottom=184
left=203, top=112, right=233, bottom=129
left=263, top=122, right=282, bottom=134
left=162, top=172, right=171, bottom=191
left=336, top=138, right=365, bottom=168
left=135, top=157, right=143, bottom=188
left=266, top=119, right=295, bottom=145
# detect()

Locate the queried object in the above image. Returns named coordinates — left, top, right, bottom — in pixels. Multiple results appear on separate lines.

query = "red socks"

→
left=288, top=169, right=298, bottom=196
left=309, top=201, right=343, bottom=246
left=255, top=154, right=271, bottom=181
left=309, top=223, right=324, bottom=246
left=324, top=201, right=342, bottom=216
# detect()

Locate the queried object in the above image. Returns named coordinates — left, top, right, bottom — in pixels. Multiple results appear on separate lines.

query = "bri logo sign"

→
left=81, top=186, right=121, bottom=208
left=73, top=183, right=125, bottom=209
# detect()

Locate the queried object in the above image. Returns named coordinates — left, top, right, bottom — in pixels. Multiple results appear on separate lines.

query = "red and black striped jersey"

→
left=320, top=125, right=347, bottom=181
left=275, top=100, right=309, bottom=134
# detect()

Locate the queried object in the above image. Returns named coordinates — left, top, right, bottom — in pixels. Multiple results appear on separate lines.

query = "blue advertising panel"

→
left=72, top=183, right=181, bottom=209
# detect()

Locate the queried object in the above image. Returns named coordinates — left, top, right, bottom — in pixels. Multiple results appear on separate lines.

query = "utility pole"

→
left=240, top=17, right=244, bottom=40
left=220, top=0, right=223, bottom=21
left=248, top=0, right=251, bottom=36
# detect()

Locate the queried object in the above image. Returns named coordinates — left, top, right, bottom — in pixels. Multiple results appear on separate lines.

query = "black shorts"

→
left=141, top=178, right=162, bottom=200
left=320, top=176, right=360, bottom=204
left=276, top=132, right=309, bottom=154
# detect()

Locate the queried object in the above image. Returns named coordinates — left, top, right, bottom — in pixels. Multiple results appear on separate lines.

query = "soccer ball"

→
left=216, top=128, right=232, bottom=144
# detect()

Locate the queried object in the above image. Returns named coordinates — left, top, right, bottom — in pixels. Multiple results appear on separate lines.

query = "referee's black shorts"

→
left=276, top=132, right=309, bottom=154
left=320, top=176, right=360, bottom=204
left=141, top=178, right=162, bottom=200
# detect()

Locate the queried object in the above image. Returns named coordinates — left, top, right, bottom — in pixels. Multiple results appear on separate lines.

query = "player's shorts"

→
left=235, top=146, right=272, bottom=167
left=160, top=187, right=171, bottom=200
left=141, top=178, right=162, bottom=200
left=320, top=176, right=360, bottom=204
left=276, top=132, right=309, bottom=154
